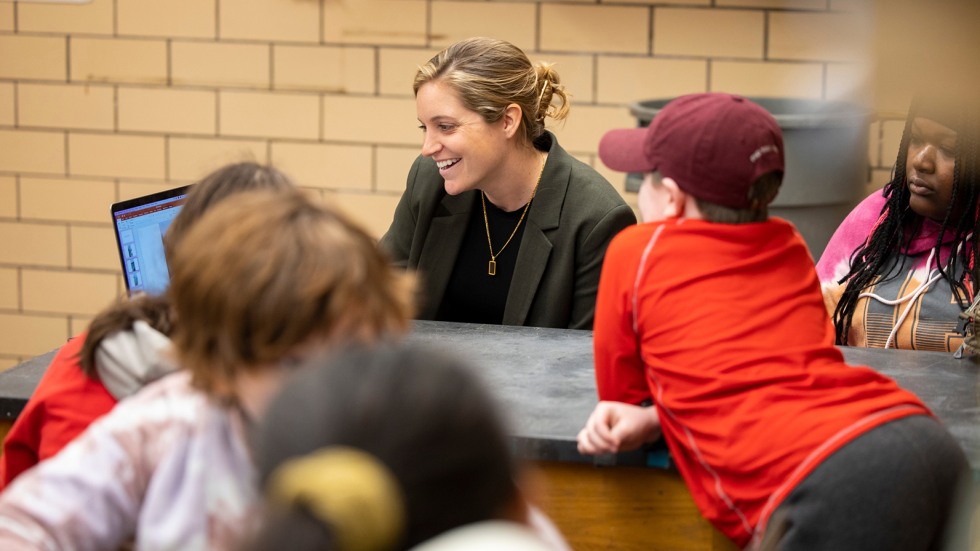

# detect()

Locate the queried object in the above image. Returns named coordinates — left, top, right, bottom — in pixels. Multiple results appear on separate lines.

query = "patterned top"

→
left=817, top=189, right=969, bottom=352
left=0, top=371, right=260, bottom=551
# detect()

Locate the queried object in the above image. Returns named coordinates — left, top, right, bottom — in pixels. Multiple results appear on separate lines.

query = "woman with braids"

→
left=817, top=95, right=979, bottom=351
left=380, top=37, right=635, bottom=330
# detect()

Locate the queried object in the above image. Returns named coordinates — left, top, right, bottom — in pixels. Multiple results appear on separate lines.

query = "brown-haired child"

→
left=0, top=188, right=414, bottom=550
left=0, top=162, right=295, bottom=489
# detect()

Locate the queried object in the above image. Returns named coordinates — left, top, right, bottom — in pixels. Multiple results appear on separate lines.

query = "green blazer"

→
left=379, top=132, right=636, bottom=330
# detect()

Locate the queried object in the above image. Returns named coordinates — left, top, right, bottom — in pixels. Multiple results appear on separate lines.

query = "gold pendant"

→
left=488, top=259, right=496, bottom=276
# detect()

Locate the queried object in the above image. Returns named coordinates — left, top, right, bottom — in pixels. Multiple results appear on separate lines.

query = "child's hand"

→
left=576, top=401, right=662, bottom=456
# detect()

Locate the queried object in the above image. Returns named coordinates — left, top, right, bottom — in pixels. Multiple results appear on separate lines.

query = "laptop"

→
left=111, top=185, right=192, bottom=296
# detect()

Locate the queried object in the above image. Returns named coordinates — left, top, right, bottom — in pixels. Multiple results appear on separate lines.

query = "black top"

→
left=437, top=196, right=528, bottom=324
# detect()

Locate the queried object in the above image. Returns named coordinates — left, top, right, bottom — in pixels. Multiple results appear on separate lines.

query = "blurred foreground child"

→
left=0, top=188, right=413, bottom=550
left=0, top=162, right=295, bottom=489
left=245, top=343, right=563, bottom=551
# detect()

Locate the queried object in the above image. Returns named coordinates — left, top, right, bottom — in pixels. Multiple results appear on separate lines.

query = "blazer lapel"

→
left=502, top=150, right=568, bottom=325
left=417, top=192, right=477, bottom=319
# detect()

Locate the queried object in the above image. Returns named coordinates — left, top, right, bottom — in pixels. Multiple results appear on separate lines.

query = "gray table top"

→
left=406, top=321, right=980, bottom=470
left=2, top=321, right=978, bottom=470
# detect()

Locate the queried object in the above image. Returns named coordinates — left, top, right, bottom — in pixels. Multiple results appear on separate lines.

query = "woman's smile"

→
left=436, top=158, right=461, bottom=172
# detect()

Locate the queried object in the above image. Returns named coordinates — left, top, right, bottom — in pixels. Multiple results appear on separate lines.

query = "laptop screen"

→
left=111, top=185, right=192, bottom=295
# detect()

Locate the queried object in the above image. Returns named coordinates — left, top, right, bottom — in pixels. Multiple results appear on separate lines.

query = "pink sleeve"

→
left=815, top=189, right=888, bottom=284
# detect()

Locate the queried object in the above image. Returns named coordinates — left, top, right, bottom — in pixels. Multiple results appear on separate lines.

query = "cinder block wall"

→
left=0, top=0, right=892, bottom=367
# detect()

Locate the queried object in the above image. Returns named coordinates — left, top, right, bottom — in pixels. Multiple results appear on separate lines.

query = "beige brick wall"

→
left=0, top=221, right=69, bottom=267
left=0, top=83, right=13, bottom=126
left=323, top=0, right=428, bottom=46
left=118, top=87, right=217, bottom=135
left=0, top=35, right=67, bottom=80
left=222, top=0, right=320, bottom=43
left=273, top=45, right=375, bottom=94
left=431, top=2, right=537, bottom=50
left=70, top=225, right=119, bottom=271
left=22, top=269, right=118, bottom=316
left=19, top=83, right=115, bottom=131
left=0, top=0, right=912, bottom=366
left=655, top=8, right=765, bottom=58
left=71, top=37, right=168, bottom=84
left=171, top=41, right=270, bottom=88
left=221, top=90, right=320, bottom=140
left=68, top=133, right=166, bottom=179
left=117, top=0, right=215, bottom=39
left=270, top=141, right=374, bottom=191
left=20, top=177, right=115, bottom=223
left=0, top=5, right=13, bottom=33
left=542, top=5, right=650, bottom=54
left=19, top=0, right=113, bottom=35
left=378, top=47, right=441, bottom=96
left=168, top=137, right=268, bottom=182
left=769, top=11, right=869, bottom=62
left=0, top=268, right=17, bottom=311
left=0, top=176, right=15, bottom=218
left=711, top=61, right=824, bottom=100
left=0, top=129, right=66, bottom=174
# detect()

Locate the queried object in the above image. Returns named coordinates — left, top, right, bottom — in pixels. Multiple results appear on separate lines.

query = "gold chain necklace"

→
left=481, top=155, right=545, bottom=276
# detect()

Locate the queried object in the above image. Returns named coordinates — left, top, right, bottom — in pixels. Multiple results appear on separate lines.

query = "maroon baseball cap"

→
left=599, top=93, right=784, bottom=209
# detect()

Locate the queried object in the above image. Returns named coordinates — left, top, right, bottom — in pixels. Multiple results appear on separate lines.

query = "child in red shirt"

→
left=0, top=296, right=173, bottom=490
left=577, top=93, right=968, bottom=550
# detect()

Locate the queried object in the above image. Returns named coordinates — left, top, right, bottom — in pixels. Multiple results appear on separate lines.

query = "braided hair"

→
left=833, top=97, right=980, bottom=345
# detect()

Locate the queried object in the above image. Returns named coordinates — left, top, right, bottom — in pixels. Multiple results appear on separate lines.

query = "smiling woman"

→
left=816, top=93, right=980, bottom=352
left=380, top=37, right=636, bottom=330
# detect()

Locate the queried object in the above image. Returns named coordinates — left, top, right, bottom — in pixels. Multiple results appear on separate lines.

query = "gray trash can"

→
left=623, top=97, right=872, bottom=259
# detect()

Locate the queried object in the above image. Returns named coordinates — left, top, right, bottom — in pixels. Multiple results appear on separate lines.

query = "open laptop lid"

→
left=111, top=185, right=192, bottom=296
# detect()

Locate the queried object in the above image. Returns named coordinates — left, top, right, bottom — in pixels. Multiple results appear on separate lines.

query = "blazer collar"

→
left=503, top=132, right=569, bottom=325
left=526, top=131, right=568, bottom=233
left=417, top=192, right=477, bottom=319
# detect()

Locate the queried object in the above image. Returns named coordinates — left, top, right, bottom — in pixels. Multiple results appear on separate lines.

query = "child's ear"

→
left=660, top=177, right=686, bottom=218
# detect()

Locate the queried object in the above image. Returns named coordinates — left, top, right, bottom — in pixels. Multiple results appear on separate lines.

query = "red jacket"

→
left=0, top=333, right=116, bottom=489
left=594, top=218, right=930, bottom=547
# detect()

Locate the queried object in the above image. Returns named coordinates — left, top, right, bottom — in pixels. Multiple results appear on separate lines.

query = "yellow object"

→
left=268, top=446, right=406, bottom=551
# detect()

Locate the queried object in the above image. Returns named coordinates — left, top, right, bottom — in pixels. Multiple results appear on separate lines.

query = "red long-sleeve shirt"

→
left=594, top=217, right=930, bottom=547
left=0, top=333, right=116, bottom=489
